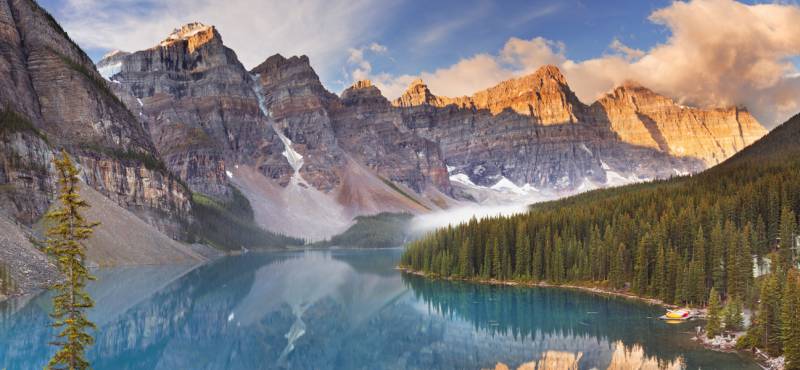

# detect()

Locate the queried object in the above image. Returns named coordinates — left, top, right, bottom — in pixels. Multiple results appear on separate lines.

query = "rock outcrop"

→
left=250, top=54, right=345, bottom=191
left=332, top=80, right=451, bottom=194
left=97, top=22, right=270, bottom=200
left=593, top=82, right=768, bottom=165
left=0, top=0, right=191, bottom=239
left=395, top=66, right=589, bottom=124
left=0, top=0, right=215, bottom=296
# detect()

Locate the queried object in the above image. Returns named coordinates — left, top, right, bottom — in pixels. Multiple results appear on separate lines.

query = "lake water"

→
left=0, top=249, right=759, bottom=369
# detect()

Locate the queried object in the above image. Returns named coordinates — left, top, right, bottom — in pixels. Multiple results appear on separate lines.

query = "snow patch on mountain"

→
left=251, top=73, right=307, bottom=185
left=98, top=62, right=121, bottom=80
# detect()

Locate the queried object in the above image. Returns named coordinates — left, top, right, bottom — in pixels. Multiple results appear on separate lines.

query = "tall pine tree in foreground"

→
left=45, top=151, right=98, bottom=370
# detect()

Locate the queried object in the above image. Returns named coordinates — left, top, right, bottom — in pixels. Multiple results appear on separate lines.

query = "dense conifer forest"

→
left=400, top=113, right=800, bottom=364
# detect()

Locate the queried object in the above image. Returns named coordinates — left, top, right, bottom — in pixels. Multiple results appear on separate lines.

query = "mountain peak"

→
left=341, top=80, right=386, bottom=105
left=410, top=78, right=427, bottom=88
left=159, top=22, right=220, bottom=51
left=251, top=54, right=314, bottom=78
left=351, top=80, right=373, bottom=89
left=102, top=49, right=129, bottom=60
left=532, top=64, right=566, bottom=81
left=393, top=78, right=437, bottom=107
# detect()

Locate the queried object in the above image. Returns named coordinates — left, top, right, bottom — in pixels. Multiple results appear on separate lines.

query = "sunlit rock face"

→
left=392, top=70, right=703, bottom=195
left=0, top=0, right=191, bottom=236
left=395, top=65, right=589, bottom=124
left=391, top=65, right=765, bottom=195
left=593, top=82, right=767, bottom=166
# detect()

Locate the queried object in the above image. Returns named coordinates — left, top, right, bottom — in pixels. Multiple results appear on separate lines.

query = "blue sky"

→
left=40, top=0, right=678, bottom=87
left=38, top=0, right=800, bottom=127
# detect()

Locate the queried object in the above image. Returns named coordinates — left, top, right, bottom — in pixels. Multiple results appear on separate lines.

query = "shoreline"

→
left=396, top=266, right=682, bottom=309
left=397, top=266, right=780, bottom=369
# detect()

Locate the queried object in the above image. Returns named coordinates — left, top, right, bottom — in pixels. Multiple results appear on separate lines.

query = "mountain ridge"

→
left=95, top=22, right=767, bottom=239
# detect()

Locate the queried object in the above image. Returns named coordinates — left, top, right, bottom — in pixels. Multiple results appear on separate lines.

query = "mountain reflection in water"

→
left=489, top=342, right=684, bottom=370
left=0, top=249, right=758, bottom=370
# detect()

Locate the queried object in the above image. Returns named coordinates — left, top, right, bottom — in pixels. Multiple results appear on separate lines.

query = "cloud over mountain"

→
left=363, top=0, right=800, bottom=128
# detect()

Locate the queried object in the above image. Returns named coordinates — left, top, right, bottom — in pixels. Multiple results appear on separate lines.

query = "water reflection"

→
left=489, top=343, right=683, bottom=370
left=0, top=249, right=757, bottom=370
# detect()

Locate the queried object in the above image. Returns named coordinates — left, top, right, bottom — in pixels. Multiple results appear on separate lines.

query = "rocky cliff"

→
left=0, top=0, right=207, bottom=295
left=100, top=27, right=455, bottom=240
left=98, top=23, right=767, bottom=239
left=594, top=82, right=767, bottom=165
left=96, top=22, right=271, bottom=200
left=0, top=0, right=192, bottom=239
left=391, top=66, right=765, bottom=195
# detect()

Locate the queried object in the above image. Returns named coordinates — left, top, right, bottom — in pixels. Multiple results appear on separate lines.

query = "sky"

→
left=39, top=0, right=800, bottom=128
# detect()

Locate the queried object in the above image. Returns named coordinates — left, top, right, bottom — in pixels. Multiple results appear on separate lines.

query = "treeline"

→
left=189, top=188, right=304, bottom=250
left=400, top=114, right=800, bottom=366
left=316, top=213, right=414, bottom=248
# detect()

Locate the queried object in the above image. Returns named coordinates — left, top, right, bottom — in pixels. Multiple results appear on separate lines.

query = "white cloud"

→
left=347, top=42, right=388, bottom=82
left=54, top=0, right=396, bottom=84
left=359, top=0, right=800, bottom=128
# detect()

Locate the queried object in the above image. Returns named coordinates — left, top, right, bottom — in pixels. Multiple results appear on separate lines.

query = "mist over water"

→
left=410, top=204, right=530, bottom=233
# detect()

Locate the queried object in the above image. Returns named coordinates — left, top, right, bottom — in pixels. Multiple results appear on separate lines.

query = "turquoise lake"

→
left=0, top=248, right=760, bottom=369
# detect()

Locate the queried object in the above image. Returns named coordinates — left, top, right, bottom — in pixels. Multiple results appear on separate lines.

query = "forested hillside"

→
left=401, top=113, right=800, bottom=362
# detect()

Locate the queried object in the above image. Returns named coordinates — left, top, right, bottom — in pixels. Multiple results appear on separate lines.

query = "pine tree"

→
left=723, top=296, right=744, bottom=332
left=781, top=270, right=800, bottom=370
left=515, top=233, right=531, bottom=279
left=780, top=206, right=797, bottom=271
left=45, top=151, right=99, bottom=370
left=482, top=240, right=492, bottom=278
left=458, top=238, right=473, bottom=277
left=693, top=226, right=708, bottom=292
left=706, top=287, right=722, bottom=339
left=738, top=224, right=754, bottom=301
left=609, top=243, right=625, bottom=289
left=654, top=246, right=667, bottom=300
left=633, top=235, right=649, bottom=295
left=492, top=237, right=501, bottom=278
left=760, top=274, right=784, bottom=356
left=710, top=222, right=726, bottom=296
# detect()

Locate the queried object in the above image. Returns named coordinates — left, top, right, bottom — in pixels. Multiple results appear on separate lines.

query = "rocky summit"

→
left=0, top=3, right=772, bottom=293
left=95, top=22, right=767, bottom=240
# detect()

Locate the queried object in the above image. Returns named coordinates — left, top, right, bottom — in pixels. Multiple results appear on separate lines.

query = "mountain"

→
left=97, top=22, right=766, bottom=240
left=392, top=68, right=765, bottom=197
left=0, top=2, right=218, bottom=295
left=100, top=26, right=454, bottom=240
left=0, top=0, right=192, bottom=238
left=400, top=110, right=799, bottom=319
left=594, top=82, right=766, bottom=165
